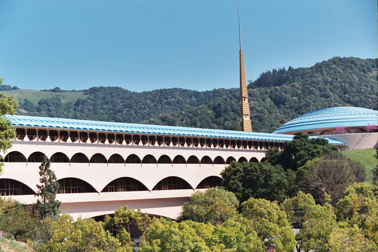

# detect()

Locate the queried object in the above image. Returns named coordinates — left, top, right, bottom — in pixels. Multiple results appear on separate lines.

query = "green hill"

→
left=341, top=148, right=378, bottom=183
left=11, top=56, right=377, bottom=132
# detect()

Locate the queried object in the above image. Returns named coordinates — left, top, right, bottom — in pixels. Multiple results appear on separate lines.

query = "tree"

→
left=265, top=132, right=338, bottom=171
left=37, top=214, right=129, bottom=252
left=103, top=205, right=151, bottom=246
left=329, top=225, right=377, bottom=252
left=221, top=161, right=289, bottom=203
left=299, top=153, right=365, bottom=205
left=35, top=157, right=61, bottom=218
left=281, top=191, right=337, bottom=252
left=138, top=218, right=264, bottom=252
left=335, top=183, right=378, bottom=246
left=177, top=187, right=239, bottom=225
left=240, top=197, right=296, bottom=251
left=0, top=77, right=18, bottom=174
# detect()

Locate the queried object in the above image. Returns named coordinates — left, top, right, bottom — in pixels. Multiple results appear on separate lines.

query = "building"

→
left=274, top=107, right=378, bottom=150
left=1, top=115, right=345, bottom=220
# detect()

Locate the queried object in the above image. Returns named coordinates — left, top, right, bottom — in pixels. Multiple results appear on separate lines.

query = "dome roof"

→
left=273, top=107, right=378, bottom=134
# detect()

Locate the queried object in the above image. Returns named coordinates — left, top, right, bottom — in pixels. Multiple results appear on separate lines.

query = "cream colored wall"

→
left=323, top=132, right=377, bottom=150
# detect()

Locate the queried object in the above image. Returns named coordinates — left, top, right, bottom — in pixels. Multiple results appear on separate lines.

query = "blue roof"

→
left=7, top=115, right=346, bottom=145
left=273, top=107, right=378, bottom=134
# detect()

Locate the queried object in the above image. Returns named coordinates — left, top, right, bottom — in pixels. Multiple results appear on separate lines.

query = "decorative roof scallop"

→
left=7, top=115, right=346, bottom=145
left=273, top=107, right=378, bottom=134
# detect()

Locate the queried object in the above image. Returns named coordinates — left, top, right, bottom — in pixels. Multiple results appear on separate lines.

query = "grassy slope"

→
left=341, top=148, right=378, bottom=183
left=3, top=89, right=88, bottom=104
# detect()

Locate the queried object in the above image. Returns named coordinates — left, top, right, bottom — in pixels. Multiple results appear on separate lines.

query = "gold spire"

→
left=238, top=4, right=252, bottom=132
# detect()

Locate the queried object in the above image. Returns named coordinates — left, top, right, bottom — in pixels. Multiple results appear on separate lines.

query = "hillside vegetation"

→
left=341, top=148, right=378, bottom=183
left=13, top=57, right=377, bottom=132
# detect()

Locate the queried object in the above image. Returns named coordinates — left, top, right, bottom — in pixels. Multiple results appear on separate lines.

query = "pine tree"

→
left=35, top=157, right=61, bottom=218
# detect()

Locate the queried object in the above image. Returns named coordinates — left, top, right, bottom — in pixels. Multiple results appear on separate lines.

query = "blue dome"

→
left=273, top=107, right=378, bottom=134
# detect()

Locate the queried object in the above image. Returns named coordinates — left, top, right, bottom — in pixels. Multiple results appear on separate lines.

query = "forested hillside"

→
left=13, top=57, right=377, bottom=132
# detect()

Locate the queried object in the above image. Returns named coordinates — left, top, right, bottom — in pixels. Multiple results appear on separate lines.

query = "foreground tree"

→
left=265, top=132, right=338, bottom=171
left=329, top=225, right=377, bottom=251
left=138, top=218, right=263, bottom=252
left=0, top=77, right=18, bottom=174
left=35, top=157, right=61, bottom=218
left=335, top=183, right=378, bottom=246
left=240, top=197, right=296, bottom=251
left=177, top=187, right=239, bottom=225
left=281, top=191, right=337, bottom=252
left=37, top=214, right=129, bottom=252
left=299, top=153, right=365, bottom=205
left=221, top=161, right=289, bottom=203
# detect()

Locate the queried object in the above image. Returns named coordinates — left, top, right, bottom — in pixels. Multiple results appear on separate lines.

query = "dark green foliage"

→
left=265, top=132, right=338, bottom=171
left=15, top=57, right=377, bottom=133
left=177, top=187, right=239, bottom=225
left=35, top=157, right=61, bottom=218
left=221, top=161, right=290, bottom=203
left=373, top=148, right=378, bottom=183
left=0, top=198, right=39, bottom=242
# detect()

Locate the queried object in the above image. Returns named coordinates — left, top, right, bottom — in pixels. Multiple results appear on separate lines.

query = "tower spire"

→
left=238, top=3, right=252, bottom=132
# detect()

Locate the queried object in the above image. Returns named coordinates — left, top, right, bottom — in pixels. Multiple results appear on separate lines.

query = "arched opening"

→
left=230, top=140, right=236, bottom=149
left=28, top=152, right=46, bottom=163
left=201, top=156, right=212, bottom=165
left=164, top=136, right=171, bottom=146
left=90, top=154, right=107, bottom=163
left=27, top=129, right=36, bottom=141
left=141, top=135, right=148, bottom=145
left=320, top=130, right=334, bottom=135
left=260, top=158, right=266, bottom=163
left=158, top=155, right=171, bottom=164
left=116, top=134, right=124, bottom=144
left=79, top=132, right=88, bottom=142
left=226, top=157, right=236, bottom=164
left=142, top=155, right=157, bottom=164
left=38, top=129, right=47, bottom=141
left=172, top=137, right=178, bottom=146
left=249, top=157, right=259, bottom=163
left=212, top=139, right=218, bottom=148
left=125, top=135, right=132, bottom=144
left=254, top=142, right=258, bottom=150
left=206, top=139, right=211, bottom=148
left=102, top=178, right=148, bottom=192
left=49, top=130, right=58, bottom=141
left=153, top=177, right=192, bottom=190
left=16, top=128, right=25, bottom=140
left=248, top=141, right=253, bottom=149
left=126, top=154, right=141, bottom=164
left=353, top=129, right=364, bottom=133
left=187, top=156, right=200, bottom=164
left=60, top=131, right=68, bottom=142
left=70, top=131, right=78, bottom=142
left=108, top=133, right=115, bottom=144
left=236, top=140, right=242, bottom=149
left=71, top=153, right=89, bottom=163
left=108, top=154, right=124, bottom=164
left=99, top=133, right=106, bottom=144
left=214, top=156, right=225, bottom=164
left=133, top=135, right=140, bottom=145
left=199, top=138, right=205, bottom=147
left=242, top=141, right=247, bottom=149
left=225, top=139, right=230, bottom=148
left=259, top=142, right=264, bottom=150
left=173, top=155, right=186, bottom=164
left=196, top=176, right=222, bottom=189
left=179, top=137, right=185, bottom=147
left=149, top=136, right=156, bottom=145
left=186, top=138, right=192, bottom=147
left=308, top=132, right=317, bottom=136
left=89, top=132, right=97, bottom=143
left=193, top=138, right=199, bottom=147
left=238, top=157, right=247, bottom=163
left=157, top=136, right=163, bottom=146
left=57, top=178, right=97, bottom=194
left=50, top=152, right=69, bottom=163
left=219, top=139, right=224, bottom=148
left=0, top=179, right=34, bottom=195
left=4, top=151, right=26, bottom=162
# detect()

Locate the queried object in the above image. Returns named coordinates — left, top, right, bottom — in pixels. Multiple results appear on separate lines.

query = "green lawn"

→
left=341, top=148, right=377, bottom=183
left=3, top=89, right=88, bottom=104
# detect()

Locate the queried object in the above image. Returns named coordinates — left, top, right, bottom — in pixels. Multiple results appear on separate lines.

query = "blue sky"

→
left=0, top=0, right=376, bottom=92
